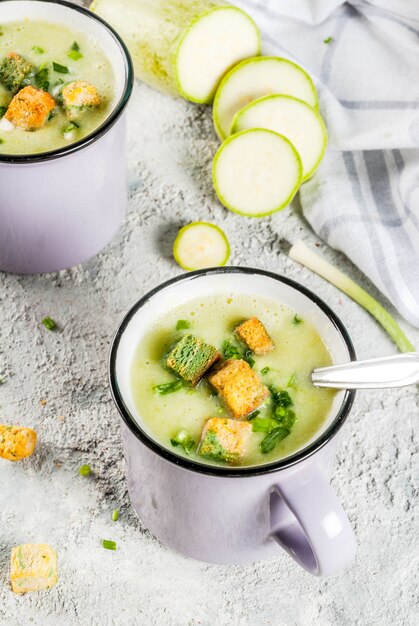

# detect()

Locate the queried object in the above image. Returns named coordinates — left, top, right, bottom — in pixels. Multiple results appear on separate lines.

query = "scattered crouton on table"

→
left=166, top=333, right=220, bottom=385
left=10, top=544, right=58, bottom=593
left=198, top=417, right=252, bottom=465
left=0, top=424, right=37, bottom=461
left=235, top=316, right=274, bottom=355
left=208, top=359, right=269, bottom=419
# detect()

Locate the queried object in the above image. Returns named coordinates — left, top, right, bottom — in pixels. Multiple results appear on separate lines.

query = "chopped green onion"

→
left=0, top=138, right=4, bottom=145
left=170, top=430, right=195, bottom=453
left=41, top=316, right=57, bottom=331
left=289, top=240, right=415, bottom=353
left=269, top=386, right=293, bottom=408
left=62, top=122, right=79, bottom=136
left=323, top=36, right=333, bottom=44
left=0, top=106, right=6, bottom=117
left=243, top=349, right=255, bottom=368
left=286, top=372, right=298, bottom=388
left=260, top=427, right=291, bottom=454
left=292, top=314, right=303, bottom=325
left=32, top=45, right=45, bottom=54
left=154, top=379, right=183, bottom=394
left=102, top=539, right=117, bottom=551
left=67, top=50, right=83, bottom=61
left=176, top=319, right=190, bottom=330
left=70, top=41, right=80, bottom=51
left=247, top=409, right=260, bottom=421
left=52, top=61, right=69, bottom=74
left=79, top=464, right=91, bottom=476
left=34, top=67, right=49, bottom=91
left=251, top=417, right=274, bottom=433
left=112, top=509, right=119, bottom=522
left=222, top=340, right=241, bottom=359
left=261, top=366, right=270, bottom=375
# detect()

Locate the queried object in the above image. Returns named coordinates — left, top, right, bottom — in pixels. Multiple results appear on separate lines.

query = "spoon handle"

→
left=312, top=353, right=419, bottom=389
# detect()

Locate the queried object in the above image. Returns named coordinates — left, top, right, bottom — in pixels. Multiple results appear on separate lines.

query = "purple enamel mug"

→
left=109, top=268, right=357, bottom=576
left=0, top=0, right=133, bottom=274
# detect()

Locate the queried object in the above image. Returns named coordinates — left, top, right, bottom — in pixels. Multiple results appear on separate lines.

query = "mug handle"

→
left=270, top=464, right=356, bottom=576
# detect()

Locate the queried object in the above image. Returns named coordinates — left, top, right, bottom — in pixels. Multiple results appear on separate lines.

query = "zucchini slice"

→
left=213, top=56, right=318, bottom=139
left=173, top=222, right=230, bottom=270
left=212, top=128, right=302, bottom=217
left=232, top=95, right=327, bottom=181
left=91, top=0, right=260, bottom=103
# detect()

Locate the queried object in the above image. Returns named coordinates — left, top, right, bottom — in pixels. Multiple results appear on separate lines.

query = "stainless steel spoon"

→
left=312, top=353, right=419, bottom=389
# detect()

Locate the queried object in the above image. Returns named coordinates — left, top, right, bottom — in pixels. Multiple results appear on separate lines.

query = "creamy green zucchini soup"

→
left=0, top=20, right=115, bottom=154
left=131, top=294, right=336, bottom=468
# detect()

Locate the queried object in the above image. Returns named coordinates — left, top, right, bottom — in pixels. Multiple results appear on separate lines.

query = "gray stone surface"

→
left=0, top=82, right=418, bottom=626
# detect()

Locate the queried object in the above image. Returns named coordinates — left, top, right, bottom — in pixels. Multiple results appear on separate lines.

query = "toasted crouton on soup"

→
left=166, top=333, right=220, bottom=385
left=0, top=52, right=36, bottom=93
left=208, top=359, right=269, bottom=419
left=198, top=417, right=252, bottom=465
left=5, top=85, right=55, bottom=130
left=59, top=80, right=100, bottom=120
left=235, top=316, right=274, bottom=355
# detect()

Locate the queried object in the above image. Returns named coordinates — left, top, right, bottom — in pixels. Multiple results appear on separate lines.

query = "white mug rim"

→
left=109, top=267, right=356, bottom=477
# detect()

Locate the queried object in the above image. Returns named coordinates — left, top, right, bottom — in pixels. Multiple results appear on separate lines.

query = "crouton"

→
left=59, top=80, right=100, bottom=120
left=198, top=417, right=252, bottom=465
left=166, top=334, right=220, bottom=385
left=5, top=86, right=55, bottom=130
left=235, top=317, right=274, bottom=355
left=208, top=359, right=269, bottom=419
left=0, top=52, right=36, bottom=93
left=0, top=424, right=37, bottom=461
left=11, top=544, right=58, bottom=593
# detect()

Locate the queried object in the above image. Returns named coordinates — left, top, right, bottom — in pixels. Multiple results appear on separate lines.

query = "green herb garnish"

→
left=62, top=122, right=79, bottom=135
left=286, top=372, right=298, bottom=388
left=260, top=427, right=291, bottom=454
left=102, top=539, right=117, bottom=550
left=0, top=138, right=4, bottom=145
left=247, top=409, right=260, bottom=421
left=32, top=46, right=45, bottom=54
left=41, top=316, right=57, bottom=331
left=79, top=464, right=91, bottom=476
left=222, top=340, right=241, bottom=359
left=251, top=417, right=275, bottom=433
left=71, top=41, right=80, bottom=51
left=261, top=366, right=270, bottom=375
left=154, top=379, right=183, bottom=394
left=292, top=314, right=303, bottom=325
left=323, top=36, right=333, bottom=44
left=0, top=106, right=6, bottom=117
left=243, top=349, right=255, bottom=368
left=34, top=67, right=49, bottom=91
left=112, top=509, right=119, bottom=522
left=176, top=319, right=190, bottom=330
left=67, top=49, right=83, bottom=61
left=170, top=430, right=195, bottom=454
left=52, top=61, right=69, bottom=74
left=269, top=386, right=293, bottom=408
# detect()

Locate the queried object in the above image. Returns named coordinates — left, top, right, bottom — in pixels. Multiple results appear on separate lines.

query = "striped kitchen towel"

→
left=235, top=0, right=419, bottom=327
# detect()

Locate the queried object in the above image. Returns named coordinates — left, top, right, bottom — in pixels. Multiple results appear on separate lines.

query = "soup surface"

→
left=0, top=20, right=115, bottom=154
left=131, top=293, right=336, bottom=468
